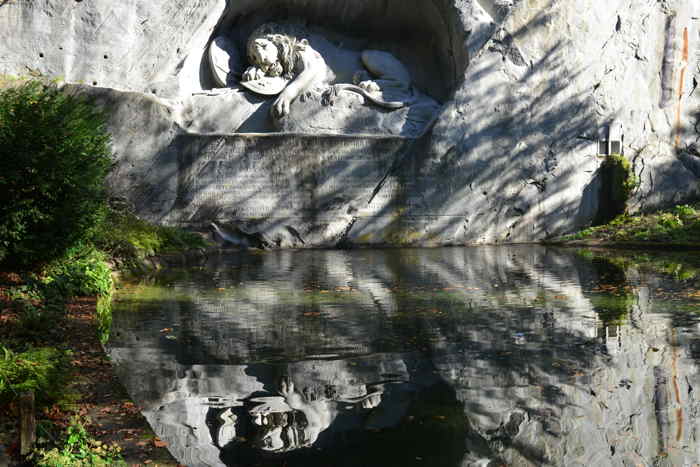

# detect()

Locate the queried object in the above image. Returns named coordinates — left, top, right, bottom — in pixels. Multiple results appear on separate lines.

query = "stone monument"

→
left=0, top=0, right=697, bottom=246
left=206, top=21, right=440, bottom=135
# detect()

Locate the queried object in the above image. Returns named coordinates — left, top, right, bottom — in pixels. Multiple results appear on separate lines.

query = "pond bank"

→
left=0, top=272, right=180, bottom=466
left=544, top=203, right=700, bottom=248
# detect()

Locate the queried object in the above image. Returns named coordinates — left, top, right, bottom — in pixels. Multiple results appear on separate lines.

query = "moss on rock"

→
left=594, top=153, right=637, bottom=226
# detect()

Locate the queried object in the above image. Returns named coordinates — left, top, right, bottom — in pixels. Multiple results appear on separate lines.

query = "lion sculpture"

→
left=232, top=23, right=416, bottom=119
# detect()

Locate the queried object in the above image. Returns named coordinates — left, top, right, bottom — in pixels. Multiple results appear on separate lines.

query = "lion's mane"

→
left=246, top=23, right=309, bottom=79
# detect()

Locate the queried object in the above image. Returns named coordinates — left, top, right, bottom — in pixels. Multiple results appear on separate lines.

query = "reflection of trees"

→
left=585, top=256, right=635, bottom=327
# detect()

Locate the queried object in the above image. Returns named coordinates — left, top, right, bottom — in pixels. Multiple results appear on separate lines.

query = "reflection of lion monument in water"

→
left=239, top=22, right=416, bottom=120
left=210, top=376, right=396, bottom=454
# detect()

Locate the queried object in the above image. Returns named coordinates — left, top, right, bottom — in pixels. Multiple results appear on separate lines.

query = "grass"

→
left=554, top=203, right=700, bottom=246
left=96, top=209, right=209, bottom=270
left=30, top=416, right=125, bottom=466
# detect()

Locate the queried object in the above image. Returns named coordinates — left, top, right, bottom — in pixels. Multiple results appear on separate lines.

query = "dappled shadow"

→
left=390, top=7, right=606, bottom=242
left=374, top=7, right=606, bottom=243
left=86, top=0, right=618, bottom=247
left=645, top=18, right=700, bottom=211
left=675, top=108, right=700, bottom=178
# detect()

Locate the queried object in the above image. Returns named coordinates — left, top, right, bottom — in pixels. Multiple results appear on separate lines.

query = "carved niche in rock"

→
left=206, top=21, right=441, bottom=136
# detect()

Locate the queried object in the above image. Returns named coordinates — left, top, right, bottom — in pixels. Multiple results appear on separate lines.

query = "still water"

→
left=107, top=246, right=700, bottom=467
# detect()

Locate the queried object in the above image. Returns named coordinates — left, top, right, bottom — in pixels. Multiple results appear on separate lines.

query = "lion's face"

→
left=250, top=39, right=280, bottom=74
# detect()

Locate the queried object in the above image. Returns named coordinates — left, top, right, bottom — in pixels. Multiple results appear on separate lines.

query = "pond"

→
left=107, top=246, right=700, bottom=467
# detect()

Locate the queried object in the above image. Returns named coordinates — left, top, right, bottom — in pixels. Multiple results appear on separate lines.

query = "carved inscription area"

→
left=176, top=135, right=408, bottom=221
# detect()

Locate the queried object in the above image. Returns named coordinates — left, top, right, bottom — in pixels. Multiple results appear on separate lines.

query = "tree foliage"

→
left=0, top=82, right=112, bottom=267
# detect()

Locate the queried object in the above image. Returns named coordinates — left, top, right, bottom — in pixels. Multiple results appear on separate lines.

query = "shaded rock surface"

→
left=1, top=0, right=699, bottom=245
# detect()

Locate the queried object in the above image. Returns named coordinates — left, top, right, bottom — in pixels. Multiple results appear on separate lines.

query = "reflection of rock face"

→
left=108, top=247, right=700, bottom=466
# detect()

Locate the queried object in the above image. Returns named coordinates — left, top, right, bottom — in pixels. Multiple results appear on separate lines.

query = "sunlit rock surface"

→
left=0, top=0, right=698, bottom=244
left=108, top=247, right=700, bottom=466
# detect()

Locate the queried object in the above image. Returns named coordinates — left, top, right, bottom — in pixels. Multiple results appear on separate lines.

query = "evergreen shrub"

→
left=0, top=346, right=70, bottom=405
left=0, top=81, right=112, bottom=267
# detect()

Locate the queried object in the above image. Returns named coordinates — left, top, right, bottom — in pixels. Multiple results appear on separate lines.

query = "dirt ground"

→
left=1, top=272, right=182, bottom=466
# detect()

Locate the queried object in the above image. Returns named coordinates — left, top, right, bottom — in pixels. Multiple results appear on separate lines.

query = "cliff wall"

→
left=1, top=0, right=698, bottom=245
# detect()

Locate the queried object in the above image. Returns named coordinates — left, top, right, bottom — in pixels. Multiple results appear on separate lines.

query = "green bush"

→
left=95, top=295, right=113, bottom=345
left=0, top=346, right=70, bottom=405
left=3, top=285, right=64, bottom=337
left=658, top=212, right=683, bottom=230
left=44, top=246, right=113, bottom=298
left=674, top=204, right=697, bottom=219
left=608, top=154, right=637, bottom=202
left=31, top=416, right=125, bottom=467
left=2, top=246, right=113, bottom=344
left=0, top=81, right=112, bottom=267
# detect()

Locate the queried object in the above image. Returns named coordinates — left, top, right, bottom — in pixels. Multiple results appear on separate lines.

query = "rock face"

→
left=0, top=0, right=698, bottom=245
